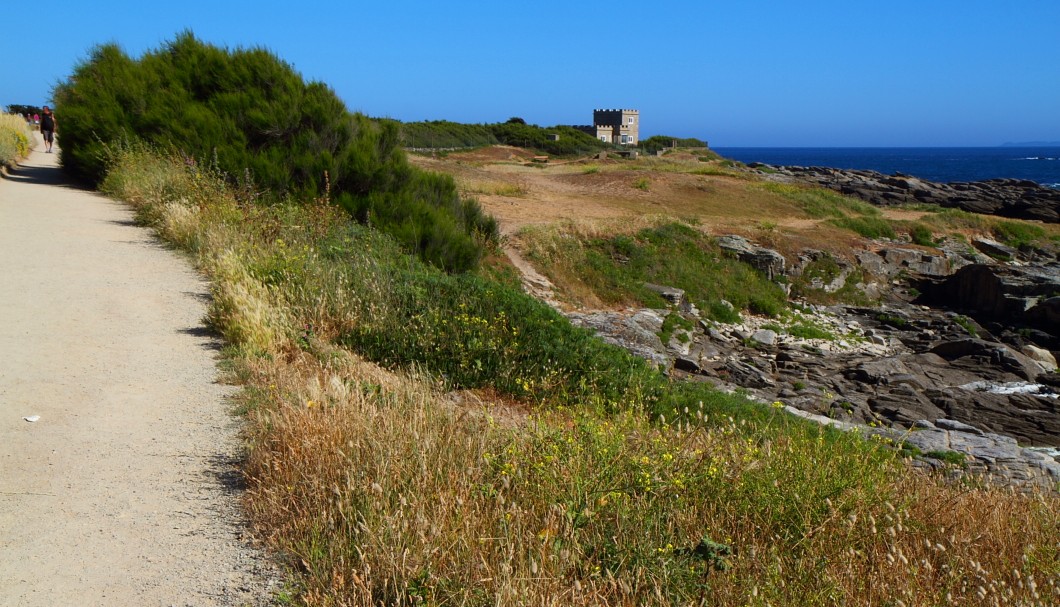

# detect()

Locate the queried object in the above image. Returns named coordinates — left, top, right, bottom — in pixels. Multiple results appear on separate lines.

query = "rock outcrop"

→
left=553, top=231, right=1060, bottom=491
left=917, top=263, right=1060, bottom=344
left=752, top=164, right=1060, bottom=223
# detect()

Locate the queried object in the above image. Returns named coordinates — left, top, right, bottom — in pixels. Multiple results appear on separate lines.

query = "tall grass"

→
left=101, top=146, right=1060, bottom=606
left=519, top=220, right=788, bottom=318
left=0, top=113, right=34, bottom=168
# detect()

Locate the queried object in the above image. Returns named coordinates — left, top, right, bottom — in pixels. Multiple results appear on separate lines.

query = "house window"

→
left=627, top=116, right=635, bottom=124
left=621, top=135, right=630, bottom=143
left=600, top=136, right=608, bottom=142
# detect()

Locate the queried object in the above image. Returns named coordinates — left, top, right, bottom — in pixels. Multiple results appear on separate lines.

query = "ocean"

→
left=712, top=147, right=1060, bottom=189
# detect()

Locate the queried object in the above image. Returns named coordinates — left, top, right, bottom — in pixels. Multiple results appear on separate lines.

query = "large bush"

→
left=53, top=32, right=495, bottom=272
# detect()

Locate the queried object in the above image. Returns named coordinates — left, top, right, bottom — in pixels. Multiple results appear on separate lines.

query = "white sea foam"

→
left=959, top=381, right=1059, bottom=397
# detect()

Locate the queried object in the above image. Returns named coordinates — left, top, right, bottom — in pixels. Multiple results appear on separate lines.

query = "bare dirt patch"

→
left=410, top=147, right=844, bottom=243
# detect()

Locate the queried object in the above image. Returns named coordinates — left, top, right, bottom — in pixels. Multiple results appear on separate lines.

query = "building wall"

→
left=593, top=109, right=639, bottom=145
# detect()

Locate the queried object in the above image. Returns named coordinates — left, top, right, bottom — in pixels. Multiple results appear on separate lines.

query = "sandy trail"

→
left=0, top=137, right=275, bottom=605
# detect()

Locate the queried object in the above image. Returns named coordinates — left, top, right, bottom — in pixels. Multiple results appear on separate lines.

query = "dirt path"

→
left=0, top=137, right=276, bottom=605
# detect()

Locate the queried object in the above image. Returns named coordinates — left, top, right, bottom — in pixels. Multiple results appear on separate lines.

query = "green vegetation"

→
left=791, top=254, right=874, bottom=306
left=909, top=223, right=935, bottom=246
left=953, top=314, right=979, bottom=337
left=53, top=32, right=496, bottom=273
left=73, top=33, right=1059, bottom=605
left=875, top=313, right=910, bottom=329
left=638, top=135, right=709, bottom=155
left=659, top=312, right=695, bottom=346
left=4, top=104, right=43, bottom=116
left=395, top=119, right=498, bottom=149
left=926, top=450, right=969, bottom=469
left=488, top=122, right=608, bottom=156
left=787, top=322, right=836, bottom=340
left=395, top=118, right=608, bottom=156
left=759, top=183, right=903, bottom=240
left=992, top=219, right=1046, bottom=248
left=97, top=134, right=1060, bottom=607
left=0, top=113, right=34, bottom=168
left=830, top=215, right=897, bottom=239
left=760, top=182, right=878, bottom=219
left=762, top=319, right=837, bottom=341
left=520, top=221, right=788, bottom=319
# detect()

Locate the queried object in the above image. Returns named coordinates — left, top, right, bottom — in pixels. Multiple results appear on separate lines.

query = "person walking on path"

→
left=39, top=106, right=56, bottom=153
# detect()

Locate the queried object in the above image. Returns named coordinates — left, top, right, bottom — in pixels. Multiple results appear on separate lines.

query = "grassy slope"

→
left=410, top=148, right=1060, bottom=310
left=101, top=146, right=1059, bottom=606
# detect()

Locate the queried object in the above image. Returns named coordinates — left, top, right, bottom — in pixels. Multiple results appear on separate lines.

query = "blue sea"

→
left=712, top=147, right=1060, bottom=189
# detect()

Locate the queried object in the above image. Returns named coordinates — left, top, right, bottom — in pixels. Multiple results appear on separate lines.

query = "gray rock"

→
left=751, top=329, right=778, bottom=347
left=762, top=165, right=1060, bottom=223
left=645, top=283, right=689, bottom=311
left=972, top=238, right=1018, bottom=260
left=1021, top=344, right=1058, bottom=372
left=716, top=235, right=787, bottom=279
left=934, top=418, right=985, bottom=435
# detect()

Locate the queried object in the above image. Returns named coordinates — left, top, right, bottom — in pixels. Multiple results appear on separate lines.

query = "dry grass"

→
left=241, top=347, right=1060, bottom=605
left=0, top=113, right=34, bottom=168
left=101, top=147, right=1060, bottom=606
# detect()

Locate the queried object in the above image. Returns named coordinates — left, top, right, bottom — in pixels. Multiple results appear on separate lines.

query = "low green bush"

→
left=638, top=135, right=709, bottom=154
left=909, top=223, right=935, bottom=246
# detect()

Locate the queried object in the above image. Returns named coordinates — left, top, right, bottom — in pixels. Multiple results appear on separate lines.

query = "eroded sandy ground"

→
left=0, top=137, right=276, bottom=606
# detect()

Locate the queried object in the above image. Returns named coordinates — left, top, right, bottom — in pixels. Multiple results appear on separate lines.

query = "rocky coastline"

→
left=562, top=234, right=1060, bottom=492
left=749, top=163, right=1060, bottom=223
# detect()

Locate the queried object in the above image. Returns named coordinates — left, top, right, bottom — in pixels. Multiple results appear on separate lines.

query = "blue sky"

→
left=3, top=0, right=1058, bottom=146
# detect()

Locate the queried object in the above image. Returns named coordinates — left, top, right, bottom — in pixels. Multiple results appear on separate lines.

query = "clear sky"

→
left=3, top=0, right=1058, bottom=146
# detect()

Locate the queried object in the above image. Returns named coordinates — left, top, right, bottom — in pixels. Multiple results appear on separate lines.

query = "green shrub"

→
left=792, top=255, right=874, bottom=305
left=53, top=32, right=497, bottom=273
left=909, top=223, right=935, bottom=246
left=638, top=135, right=709, bottom=154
